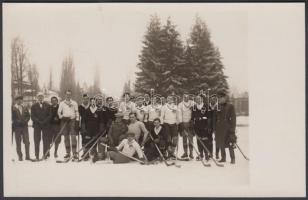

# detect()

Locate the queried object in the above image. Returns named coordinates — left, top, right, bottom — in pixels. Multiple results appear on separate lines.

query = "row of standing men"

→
left=11, top=90, right=237, bottom=164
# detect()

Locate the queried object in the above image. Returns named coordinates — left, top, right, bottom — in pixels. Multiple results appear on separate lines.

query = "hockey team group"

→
left=11, top=89, right=243, bottom=167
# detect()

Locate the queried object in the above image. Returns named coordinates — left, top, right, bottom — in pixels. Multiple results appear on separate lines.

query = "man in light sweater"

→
left=107, top=132, right=144, bottom=163
left=58, top=90, right=80, bottom=161
left=178, top=94, right=194, bottom=159
left=118, top=92, right=136, bottom=124
left=160, top=95, right=179, bottom=159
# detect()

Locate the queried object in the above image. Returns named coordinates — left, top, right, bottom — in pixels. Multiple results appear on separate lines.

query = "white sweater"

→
left=148, top=104, right=162, bottom=122
left=160, top=103, right=178, bottom=125
left=117, top=139, right=144, bottom=158
left=177, top=101, right=193, bottom=123
left=118, top=101, right=136, bottom=120
left=58, top=99, right=79, bottom=120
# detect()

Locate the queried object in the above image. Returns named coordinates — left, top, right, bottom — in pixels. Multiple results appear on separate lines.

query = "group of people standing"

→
left=11, top=89, right=237, bottom=165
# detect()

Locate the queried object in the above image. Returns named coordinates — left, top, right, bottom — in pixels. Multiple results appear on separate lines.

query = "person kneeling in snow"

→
left=144, top=118, right=167, bottom=162
left=107, top=132, right=145, bottom=164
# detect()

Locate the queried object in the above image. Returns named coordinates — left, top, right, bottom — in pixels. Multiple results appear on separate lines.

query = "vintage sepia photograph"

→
left=2, top=2, right=305, bottom=198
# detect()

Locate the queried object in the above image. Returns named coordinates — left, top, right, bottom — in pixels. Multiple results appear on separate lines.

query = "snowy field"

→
left=4, top=116, right=249, bottom=197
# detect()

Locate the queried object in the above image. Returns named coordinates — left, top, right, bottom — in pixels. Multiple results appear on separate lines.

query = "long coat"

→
left=214, top=103, right=236, bottom=148
left=12, top=105, right=30, bottom=129
left=192, top=104, right=213, bottom=137
left=31, top=102, right=51, bottom=128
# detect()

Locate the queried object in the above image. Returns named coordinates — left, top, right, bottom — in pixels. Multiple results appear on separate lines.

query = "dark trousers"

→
left=181, top=123, right=193, bottom=155
left=14, top=127, right=30, bottom=159
left=62, top=120, right=77, bottom=154
left=163, top=123, right=178, bottom=155
left=34, top=126, right=50, bottom=158
left=108, top=151, right=131, bottom=163
left=220, top=146, right=235, bottom=160
left=50, top=124, right=61, bottom=154
left=195, top=129, right=213, bottom=158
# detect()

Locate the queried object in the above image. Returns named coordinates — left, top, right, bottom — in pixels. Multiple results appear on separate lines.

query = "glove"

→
left=227, top=133, right=237, bottom=149
left=154, top=138, right=160, bottom=144
left=229, top=133, right=237, bottom=143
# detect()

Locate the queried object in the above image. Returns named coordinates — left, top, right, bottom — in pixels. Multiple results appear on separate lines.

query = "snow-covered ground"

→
left=4, top=117, right=249, bottom=197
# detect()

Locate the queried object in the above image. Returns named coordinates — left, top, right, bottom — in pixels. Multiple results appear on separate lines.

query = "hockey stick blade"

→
left=56, top=159, right=70, bottom=163
left=201, top=161, right=211, bottom=167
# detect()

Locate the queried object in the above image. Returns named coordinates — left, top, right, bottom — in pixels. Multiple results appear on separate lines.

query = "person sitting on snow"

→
left=106, top=132, right=145, bottom=164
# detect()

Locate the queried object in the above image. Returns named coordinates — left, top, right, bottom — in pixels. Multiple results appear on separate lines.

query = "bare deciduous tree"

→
left=11, top=37, right=29, bottom=98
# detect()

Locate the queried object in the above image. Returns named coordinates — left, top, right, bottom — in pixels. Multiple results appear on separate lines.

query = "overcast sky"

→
left=4, top=3, right=249, bottom=98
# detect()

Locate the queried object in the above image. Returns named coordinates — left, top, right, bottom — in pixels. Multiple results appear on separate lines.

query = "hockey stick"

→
left=100, top=142, right=146, bottom=164
left=56, top=131, right=103, bottom=163
left=37, top=121, right=68, bottom=161
left=77, top=130, right=107, bottom=162
left=186, top=131, right=211, bottom=167
left=235, top=143, right=249, bottom=161
left=148, top=134, right=175, bottom=167
left=195, top=135, right=224, bottom=167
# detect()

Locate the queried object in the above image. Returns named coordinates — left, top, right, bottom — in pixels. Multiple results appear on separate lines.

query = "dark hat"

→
left=15, top=95, right=23, bottom=100
left=127, top=132, right=135, bottom=137
left=82, top=94, right=89, bottom=98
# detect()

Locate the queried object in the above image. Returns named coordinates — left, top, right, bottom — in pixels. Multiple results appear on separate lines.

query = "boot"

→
left=64, top=153, right=71, bottom=160
left=98, top=153, right=105, bottom=161
left=218, top=158, right=226, bottom=163
left=83, top=155, right=90, bottom=161
left=229, top=147, right=236, bottom=164
left=196, top=155, right=203, bottom=161
left=169, top=154, right=176, bottom=160
left=72, top=153, right=79, bottom=161
left=25, top=155, right=32, bottom=161
left=92, top=154, right=98, bottom=163
left=18, top=156, right=23, bottom=161
left=181, top=153, right=188, bottom=159
left=215, top=153, right=219, bottom=160
left=54, top=151, right=58, bottom=158
left=205, top=154, right=210, bottom=161
left=189, top=151, right=194, bottom=159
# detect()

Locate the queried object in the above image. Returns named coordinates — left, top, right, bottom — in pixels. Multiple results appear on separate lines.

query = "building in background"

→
left=230, top=91, right=249, bottom=116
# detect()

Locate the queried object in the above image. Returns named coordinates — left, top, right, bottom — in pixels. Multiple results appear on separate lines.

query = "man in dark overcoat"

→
left=31, top=92, right=52, bottom=160
left=214, top=91, right=237, bottom=164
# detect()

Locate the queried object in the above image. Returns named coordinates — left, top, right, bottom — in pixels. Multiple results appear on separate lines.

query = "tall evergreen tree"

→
left=93, top=67, right=101, bottom=95
left=122, top=80, right=131, bottom=95
left=135, top=16, right=185, bottom=96
left=48, top=67, right=53, bottom=90
left=183, top=16, right=229, bottom=95
left=75, top=82, right=83, bottom=104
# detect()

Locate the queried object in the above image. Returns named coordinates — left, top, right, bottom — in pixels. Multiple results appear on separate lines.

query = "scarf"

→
left=154, top=126, right=162, bottom=135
